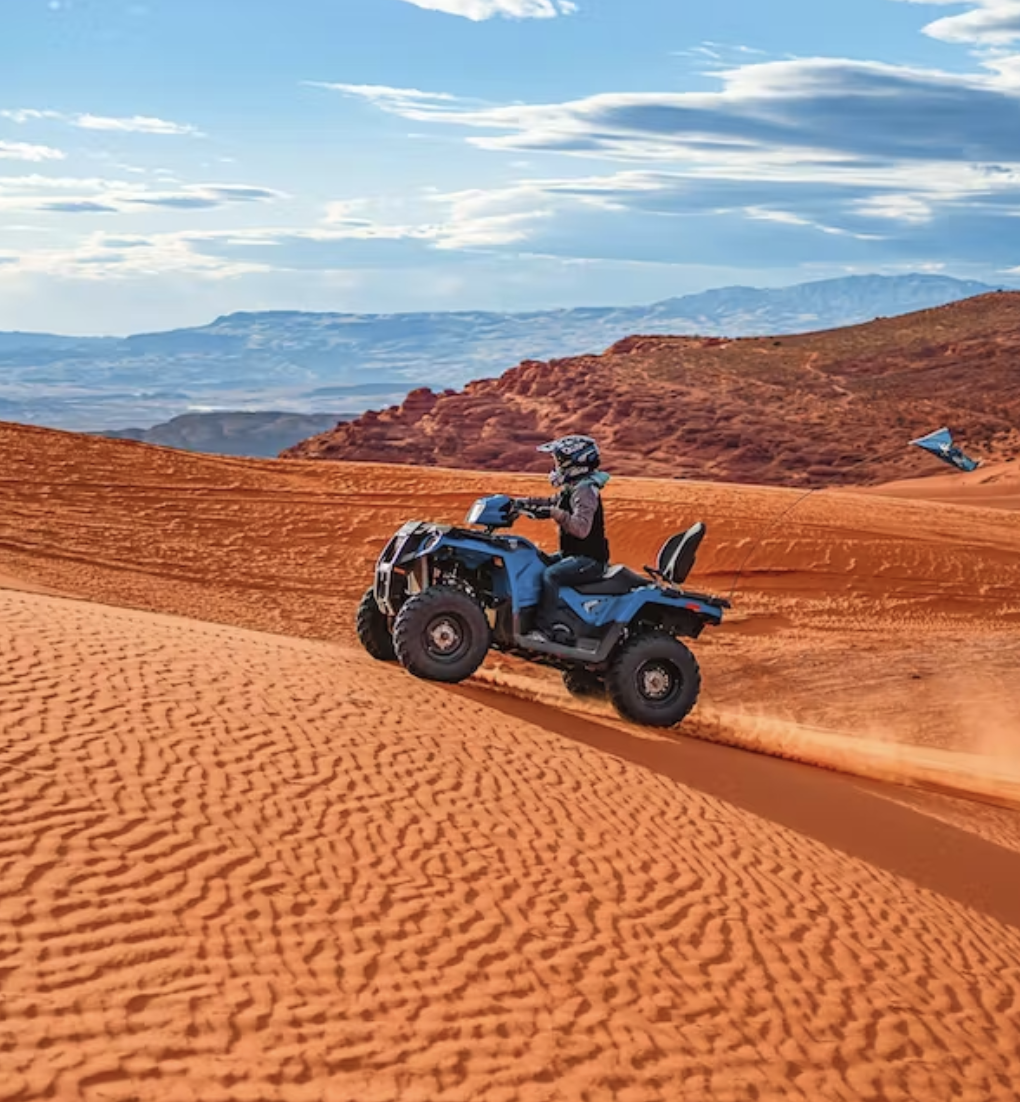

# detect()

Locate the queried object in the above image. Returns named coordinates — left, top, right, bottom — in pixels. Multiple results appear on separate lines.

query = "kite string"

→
left=725, top=443, right=910, bottom=603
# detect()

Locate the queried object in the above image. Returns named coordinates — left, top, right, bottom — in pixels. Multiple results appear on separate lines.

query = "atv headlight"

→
left=420, top=530, right=444, bottom=554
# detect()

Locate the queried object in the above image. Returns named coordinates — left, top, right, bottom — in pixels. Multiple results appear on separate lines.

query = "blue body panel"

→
left=563, top=586, right=723, bottom=627
left=500, top=540, right=546, bottom=608
left=561, top=586, right=647, bottom=627
left=428, top=532, right=546, bottom=607
left=412, top=531, right=724, bottom=628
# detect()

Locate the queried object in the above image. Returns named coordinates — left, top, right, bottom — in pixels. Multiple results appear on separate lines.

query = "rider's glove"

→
left=515, top=496, right=554, bottom=520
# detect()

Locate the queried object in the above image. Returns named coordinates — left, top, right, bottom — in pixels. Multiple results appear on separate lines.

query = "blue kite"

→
left=910, top=427, right=981, bottom=473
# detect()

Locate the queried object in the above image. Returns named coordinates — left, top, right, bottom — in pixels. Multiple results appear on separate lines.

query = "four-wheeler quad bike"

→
left=356, top=495, right=730, bottom=728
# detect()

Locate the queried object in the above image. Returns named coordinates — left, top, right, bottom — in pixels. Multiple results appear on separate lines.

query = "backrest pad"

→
left=657, top=522, right=706, bottom=585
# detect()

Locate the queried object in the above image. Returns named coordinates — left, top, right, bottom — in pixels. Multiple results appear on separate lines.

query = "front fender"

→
left=432, top=534, right=545, bottom=610
left=376, top=529, right=547, bottom=614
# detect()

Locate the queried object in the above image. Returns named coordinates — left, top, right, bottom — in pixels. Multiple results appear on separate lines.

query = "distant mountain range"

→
left=0, top=274, right=1003, bottom=434
left=97, top=411, right=351, bottom=459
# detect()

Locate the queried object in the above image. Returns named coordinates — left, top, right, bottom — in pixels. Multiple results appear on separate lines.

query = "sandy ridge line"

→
left=0, top=572, right=69, bottom=598
left=0, top=539, right=341, bottom=598
left=0, top=583, right=346, bottom=654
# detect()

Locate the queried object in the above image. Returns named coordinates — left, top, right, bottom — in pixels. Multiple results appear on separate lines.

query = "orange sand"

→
left=1, top=422, right=1020, bottom=1100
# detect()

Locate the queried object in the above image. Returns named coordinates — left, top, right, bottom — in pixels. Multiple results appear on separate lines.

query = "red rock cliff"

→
left=282, top=293, right=1020, bottom=487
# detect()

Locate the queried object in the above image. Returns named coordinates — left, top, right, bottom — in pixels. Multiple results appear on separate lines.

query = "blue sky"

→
left=3, top=0, right=1020, bottom=333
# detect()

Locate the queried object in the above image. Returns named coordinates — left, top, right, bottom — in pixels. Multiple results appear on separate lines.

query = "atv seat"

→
left=573, top=565, right=649, bottom=597
left=572, top=523, right=709, bottom=599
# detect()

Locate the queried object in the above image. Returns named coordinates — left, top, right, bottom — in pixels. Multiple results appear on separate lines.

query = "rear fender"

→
left=628, top=591, right=723, bottom=638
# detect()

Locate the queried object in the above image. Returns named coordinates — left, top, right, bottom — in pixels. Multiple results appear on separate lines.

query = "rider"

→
left=523, top=434, right=611, bottom=642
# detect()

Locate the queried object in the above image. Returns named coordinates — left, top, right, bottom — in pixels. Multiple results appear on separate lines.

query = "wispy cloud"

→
left=308, top=10, right=1020, bottom=278
left=122, top=185, right=284, bottom=209
left=0, top=140, right=65, bottom=162
left=852, top=193, right=935, bottom=223
left=672, top=41, right=771, bottom=63
left=166, top=156, right=1020, bottom=276
left=320, top=58, right=1020, bottom=178
left=906, top=0, right=1020, bottom=45
left=0, top=176, right=286, bottom=214
left=304, top=83, right=468, bottom=117
left=75, top=114, right=201, bottom=135
left=396, top=0, right=577, bottom=20
left=0, top=230, right=271, bottom=281
left=40, top=200, right=120, bottom=213
left=8, top=164, right=1020, bottom=293
left=1, top=108, right=201, bottom=136
left=12, top=0, right=1020, bottom=305
left=0, top=109, right=63, bottom=124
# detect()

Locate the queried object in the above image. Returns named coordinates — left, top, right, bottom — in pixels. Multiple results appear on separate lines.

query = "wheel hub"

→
left=640, top=663, right=674, bottom=700
left=429, top=618, right=462, bottom=654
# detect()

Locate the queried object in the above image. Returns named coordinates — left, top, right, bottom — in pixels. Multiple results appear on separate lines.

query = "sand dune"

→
left=2, top=421, right=1020, bottom=1098
left=1, top=422, right=1017, bottom=756
left=864, top=459, right=1020, bottom=511
left=4, top=587, right=1020, bottom=1101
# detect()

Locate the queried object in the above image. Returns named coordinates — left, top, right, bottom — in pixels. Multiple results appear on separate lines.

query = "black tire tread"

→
left=607, top=631, right=701, bottom=728
left=562, top=668, right=606, bottom=699
left=393, top=586, right=490, bottom=683
left=356, top=587, right=396, bottom=662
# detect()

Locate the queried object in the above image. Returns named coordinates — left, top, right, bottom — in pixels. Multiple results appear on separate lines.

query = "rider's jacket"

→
left=551, top=474, right=610, bottom=564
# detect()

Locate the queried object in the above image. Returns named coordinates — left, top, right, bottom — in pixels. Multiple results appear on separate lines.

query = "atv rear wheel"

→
left=356, top=587, right=395, bottom=662
left=393, top=586, right=490, bottom=683
left=562, top=668, right=605, bottom=699
left=607, top=632, right=701, bottom=728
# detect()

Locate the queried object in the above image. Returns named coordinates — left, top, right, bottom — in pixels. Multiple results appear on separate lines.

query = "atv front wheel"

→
left=607, top=633, right=701, bottom=728
left=356, top=587, right=395, bottom=662
left=393, top=586, right=491, bottom=683
left=562, top=668, right=605, bottom=699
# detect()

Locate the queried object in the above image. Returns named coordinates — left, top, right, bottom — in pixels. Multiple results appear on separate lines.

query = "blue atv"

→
left=356, top=494, right=730, bottom=728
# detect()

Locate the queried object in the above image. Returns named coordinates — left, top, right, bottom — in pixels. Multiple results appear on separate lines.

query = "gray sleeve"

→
left=551, top=483, right=598, bottom=539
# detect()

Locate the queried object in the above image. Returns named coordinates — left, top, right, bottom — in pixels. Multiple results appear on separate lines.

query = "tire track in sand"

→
left=2, top=589, right=1020, bottom=1101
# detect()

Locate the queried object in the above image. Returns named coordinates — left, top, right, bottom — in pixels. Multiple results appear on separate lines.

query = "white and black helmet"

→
left=538, top=434, right=601, bottom=486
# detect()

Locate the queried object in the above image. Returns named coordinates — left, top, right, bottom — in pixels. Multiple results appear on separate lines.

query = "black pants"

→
left=538, top=554, right=605, bottom=627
